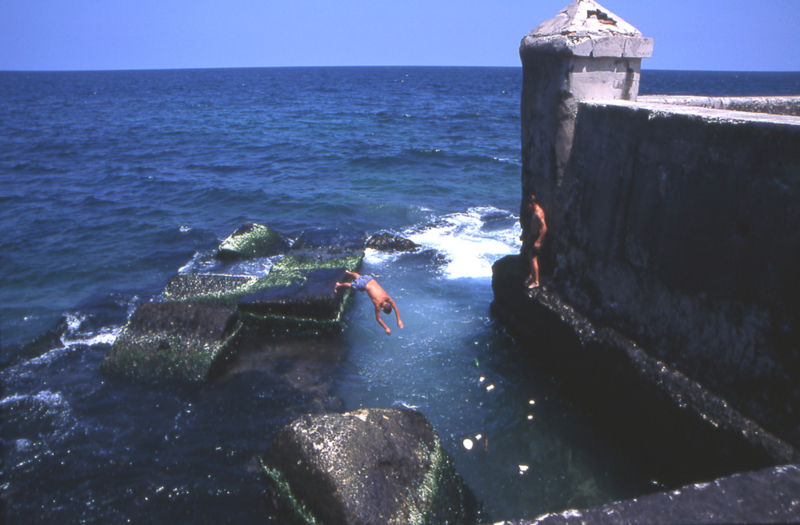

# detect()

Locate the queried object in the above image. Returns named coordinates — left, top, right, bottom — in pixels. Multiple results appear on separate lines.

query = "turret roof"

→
left=532, top=0, right=642, bottom=38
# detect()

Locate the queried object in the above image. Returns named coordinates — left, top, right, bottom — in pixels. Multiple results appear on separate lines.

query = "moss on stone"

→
left=102, top=322, right=242, bottom=382
left=274, top=252, right=364, bottom=273
left=217, top=223, right=289, bottom=260
left=163, top=273, right=258, bottom=304
left=259, top=456, right=321, bottom=525
left=101, top=302, right=242, bottom=382
left=405, top=435, right=472, bottom=525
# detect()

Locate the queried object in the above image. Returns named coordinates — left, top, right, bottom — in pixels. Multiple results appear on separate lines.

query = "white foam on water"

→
left=0, top=389, right=65, bottom=408
left=61, top=325, right=122, bottom=347
left=178, top=250, right=276, bottom=278
left=363, top=247, right=399, bottom=266
left=404, top=206, right=521, bottom=280
left=58, top=311, right=122, bottom=348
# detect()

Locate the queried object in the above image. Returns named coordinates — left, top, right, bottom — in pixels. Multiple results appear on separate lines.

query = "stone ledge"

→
left=507, top=464, right=800, bottom=525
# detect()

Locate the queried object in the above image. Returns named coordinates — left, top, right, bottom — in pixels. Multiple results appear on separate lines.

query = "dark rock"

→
left=262, top=408, right=479, bottom=525
left=237, top=248, right=364, bottom=332
left=217, top=223, right=289, bottom=260
left=101, top=301, right=242, bottom=382
left=518, top=464, right=800, bottom=525
left=239, top=267, right=348, bottom=321
left=366, top=232, right=420, bottom=252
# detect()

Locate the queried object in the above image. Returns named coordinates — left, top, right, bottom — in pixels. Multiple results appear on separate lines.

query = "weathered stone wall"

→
left=529, top=98, right=800, bottom=445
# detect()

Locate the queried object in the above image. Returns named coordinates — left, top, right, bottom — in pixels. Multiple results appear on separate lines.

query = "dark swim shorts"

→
left=351, top=274, right=374, bottom=291
left=527, top=245, right=541, bottom=257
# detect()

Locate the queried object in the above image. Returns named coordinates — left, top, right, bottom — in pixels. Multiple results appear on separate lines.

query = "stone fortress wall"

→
left=513, top=0, right=800, bottom=449
left=549, top=97, right=800, bottom=446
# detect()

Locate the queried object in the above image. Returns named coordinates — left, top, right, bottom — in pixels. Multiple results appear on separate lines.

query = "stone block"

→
left=239, top=267, right=348, bottom=321
left=237, top=247, right=364, bottom=330
left=101, top=301, right=242, bottom=382
left=262, top=408, right=479, bottom=525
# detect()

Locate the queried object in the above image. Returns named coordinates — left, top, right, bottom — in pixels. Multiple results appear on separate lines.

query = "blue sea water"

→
left=1, top=67, right=798, bottom=523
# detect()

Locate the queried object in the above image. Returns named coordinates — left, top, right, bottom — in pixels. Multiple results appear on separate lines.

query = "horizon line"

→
left=2, top=65, right=799, bottom=74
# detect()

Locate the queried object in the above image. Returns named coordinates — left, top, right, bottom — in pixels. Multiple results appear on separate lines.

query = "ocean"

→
left=1, top=67, right=798, bottom=523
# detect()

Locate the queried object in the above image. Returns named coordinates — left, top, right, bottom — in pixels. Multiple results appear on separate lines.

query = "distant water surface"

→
left=1, top=67, right=798, bottom=523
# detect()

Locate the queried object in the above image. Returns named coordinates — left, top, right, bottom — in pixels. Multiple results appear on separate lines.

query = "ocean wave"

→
left=365, top=206, right=521, bottom=280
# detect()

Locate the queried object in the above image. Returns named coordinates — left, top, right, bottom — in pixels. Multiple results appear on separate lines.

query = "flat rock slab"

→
left=102, top=301, right=241, bottom=382
left=238, top=249, right=364, bottom=329
left=521, top=464, right=800, bottom=525
left=238, top=267, right=347, bottom=320
left=162, top=273, right=258, bottom=304
left=262, top=408, right=479, bottom=524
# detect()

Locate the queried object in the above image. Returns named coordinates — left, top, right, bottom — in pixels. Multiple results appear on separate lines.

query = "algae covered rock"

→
left=217, top=223, right=289, bottom=260
left=102, top=301, right=241, bottom=382
left=163, top=273, right=258, bottom=305
left=239, top=267, right=347, bottom=320
left=237, top=248, right=364, bottom=331
left=104, top=223, right=368, bottom=383
left=262, top=408, right=479, bottom=525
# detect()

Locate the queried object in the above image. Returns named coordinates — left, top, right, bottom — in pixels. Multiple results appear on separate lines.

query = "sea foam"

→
left=404, top=206, right=521, bottom=280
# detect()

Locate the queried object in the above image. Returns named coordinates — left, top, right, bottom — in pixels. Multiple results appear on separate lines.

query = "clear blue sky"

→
left=2, top=0, right=798, bottom=72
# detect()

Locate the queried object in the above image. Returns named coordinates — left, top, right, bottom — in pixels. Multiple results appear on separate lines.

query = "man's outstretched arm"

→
left=388, top=298, right=403, bottom=329
left=375, top=307, right=392, bottom=335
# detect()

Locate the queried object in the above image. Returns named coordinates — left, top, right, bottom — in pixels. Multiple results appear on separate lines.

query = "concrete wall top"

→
left=522, top=0, right=653, bottom=58
left=639, top=95, right=800, bottom=117
left=590, top=98, right=800, bottom=126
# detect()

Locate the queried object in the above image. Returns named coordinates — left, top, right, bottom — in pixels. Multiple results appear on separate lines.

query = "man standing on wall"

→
left=523, top=194, right=547, bottom=289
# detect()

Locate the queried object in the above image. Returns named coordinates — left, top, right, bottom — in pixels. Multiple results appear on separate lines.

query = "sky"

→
left=1, top=0, right=798, bottom=72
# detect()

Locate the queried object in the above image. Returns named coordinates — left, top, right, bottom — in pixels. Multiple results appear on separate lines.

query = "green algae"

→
left=240, top=294, right=351, bottom=336
left=405, top=435, right=472, bottom=525
left=217, top=223, right=288, bottom=259
left=273, top=252, right=364, bottom=273
left=163, top=274, right=258, bottom=304
left=258, top=456, right=320, bottom=525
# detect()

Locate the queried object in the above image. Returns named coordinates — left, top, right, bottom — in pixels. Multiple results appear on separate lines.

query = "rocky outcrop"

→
left=366, top=232, right=420, bottom=252
left=101, top=301, right=241, bottom=382
left=261, top=408, right=479, bottom=525
left=103, top=224, right=365, bottom=382
left=507, top=464, right=800, bottom=525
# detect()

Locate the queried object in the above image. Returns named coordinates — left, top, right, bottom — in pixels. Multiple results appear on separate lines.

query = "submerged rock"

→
left=101, top=301, right=241, bottom=382
left=217, top=223, right=289, bottom=260
left=366, top=232, right=420, bottom=252
left=262, top=408, right=479, bottom=524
